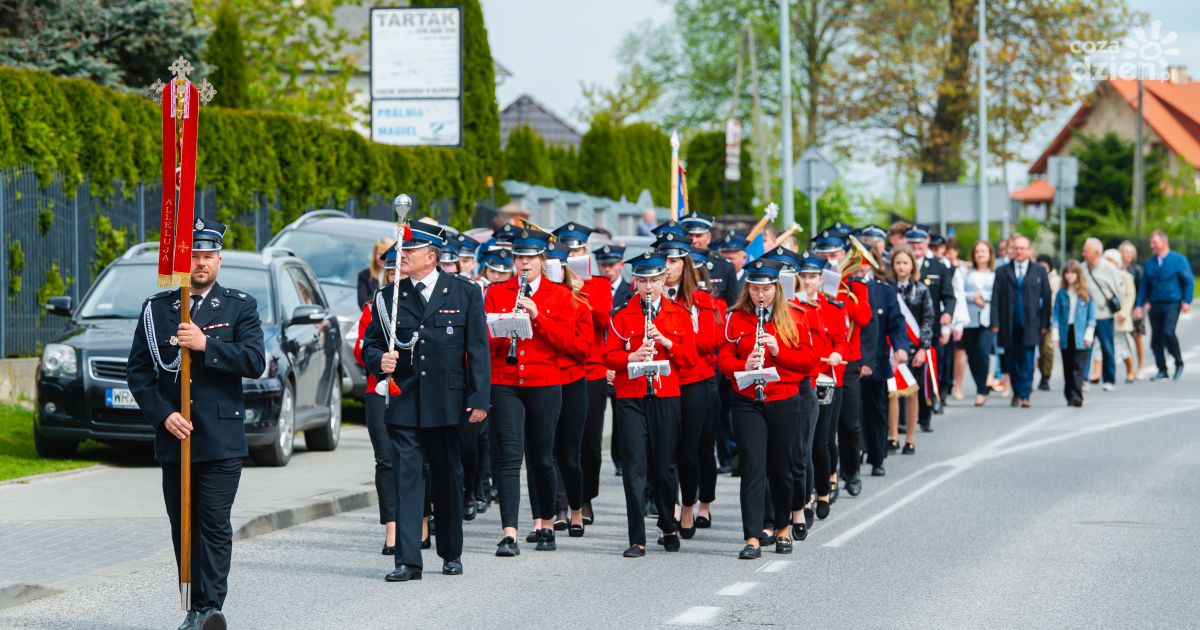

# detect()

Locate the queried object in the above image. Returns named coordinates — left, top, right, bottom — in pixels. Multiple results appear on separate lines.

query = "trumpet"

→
left=642, top=288, right=658, bottom=398
left=505, top=271, right=530, bottom=365
left=753, top=300, right=767, bottom=403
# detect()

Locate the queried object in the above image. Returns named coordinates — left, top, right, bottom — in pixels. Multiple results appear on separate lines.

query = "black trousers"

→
left=389, top=424, right=463, bottom=568
left=697, top=376, right=720, bottom=504
left=162, top=458, right=241, bottom=611
left=616, top=397, right=681, bottom=546
left=962, top=327, right=994, bottom=397
left=460, top=416, right=487, bottom=506
left=1150, top=303, right=1183, bottom=371
left=716, top=377, right=737, bottom=465
left=607, top=384, right=622, bottom=470
left=581, top=377, right=609, bottom=502
left=811, top=391, right=838, bottom=497
left=552, top=377, right=589, bottom=512
left=837, top=363, right=864, bottom=482
left=364, top=393, right=397, bottom=523
left=491, top=384, right=561, bottom=528
left=789, top=380, right=818, bottom=511
left=733, top=395, right=799, bottom=541
left=678, top=380, right=710, bottom=506
left=860, top=378, right=890, bottom=467
left=1062, top=325, right=1088, bottom=404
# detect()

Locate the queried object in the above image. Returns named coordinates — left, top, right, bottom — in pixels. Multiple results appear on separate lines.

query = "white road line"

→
left=824, top=401, right=1200, bottom=548
left=756, top=560, right=792, bottom=573
left=668, top=606, right=721, bottom=625
left=717, top=582, right=759, bottom=596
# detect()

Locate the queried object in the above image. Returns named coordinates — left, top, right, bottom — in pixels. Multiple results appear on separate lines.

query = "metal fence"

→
left=0, top=165, right=458, bottom=358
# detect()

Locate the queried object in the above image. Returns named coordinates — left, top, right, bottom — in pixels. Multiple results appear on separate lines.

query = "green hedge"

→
left=0, top=0, right=499, bottom=233
left=683, top=130, right=755, bottom=216
left=577, top=119, right=670, bottom=204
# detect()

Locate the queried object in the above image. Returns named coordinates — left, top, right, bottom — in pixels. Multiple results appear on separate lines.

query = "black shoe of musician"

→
left=871, top=465, right=886, bottom=477
left=582, top=501, right=595, bottom=526
left=463, top=500, right=477, bottom=521
left=525, top=530, right=539, bottom=543
left=816, top=500, right=831, bottom=520
left=846, top=477, right=862, bottom=496
left=476, top=499, right=488, bottom=514
left=553, top=511, right=569, bottom=531
left=662, top=532, right=681, bottom=552
left=623, top=544, right=646, bottom=558
left=198, top=609, right=226, bottom=630
left=738, top=544, right=761, bottom=560
left=791, top=522, right=808, bottom=541
left=775, top=537, right=793, bottom=554
left=381, top=545, right=395, bottom=556
left=902, top=442, right=916, bottom=455
left=695, top=514, right=712, bottom=529
left=536, top=528, right=557, bottom=551
left=442, top=559, right=463, bottom=576
left=421, top=536, right=431, bottom=549
left=385, top=565, right=422, bottom=582
left=495, top=536, right=520, bottom=557
left=178, top=611, right=201, bottom=630
left=1038, top=378, right=1051, bottom=391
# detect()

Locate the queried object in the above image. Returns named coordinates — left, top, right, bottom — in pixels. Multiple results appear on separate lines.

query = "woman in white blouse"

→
left=961, top=241, right=997, bottom=406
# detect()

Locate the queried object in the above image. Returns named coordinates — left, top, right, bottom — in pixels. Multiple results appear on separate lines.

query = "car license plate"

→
left=106, top=388, right=139, bottom=409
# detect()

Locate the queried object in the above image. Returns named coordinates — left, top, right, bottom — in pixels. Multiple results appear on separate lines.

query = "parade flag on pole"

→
left=153, top=58, right=205, bottom=288
left=895, top=291, right=937, bottom=402
left=677, top=163, right=689, bottom=217
left=669, top=131, right=681, bottom=220
left=744, top=203, right=778, bottom=260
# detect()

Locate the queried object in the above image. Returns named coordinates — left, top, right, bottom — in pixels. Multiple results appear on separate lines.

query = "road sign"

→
left=1047, top=156, right=1079, bottom=190
left=793, top=148, right=839, bottom=235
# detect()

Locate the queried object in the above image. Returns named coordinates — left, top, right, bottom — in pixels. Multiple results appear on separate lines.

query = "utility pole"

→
left=779, top=0, right=794, bottom=228
left=1133, top=75, right=1145, bottom=234
left=977, top=0, right=988, bottom=242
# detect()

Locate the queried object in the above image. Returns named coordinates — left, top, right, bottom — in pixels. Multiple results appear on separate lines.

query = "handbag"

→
left=1085, top=266, right=1121, bottom=315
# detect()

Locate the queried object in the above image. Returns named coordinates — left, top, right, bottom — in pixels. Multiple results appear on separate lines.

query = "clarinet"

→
left=642, top=289, right=658, bottom=397
left=753, top=300, right=767, bottom=403
left=506, top=271, right=530, bottom=365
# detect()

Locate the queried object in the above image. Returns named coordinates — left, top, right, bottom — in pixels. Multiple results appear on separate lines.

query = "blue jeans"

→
left=1008, top=326, right=1037, bottom=400
left=1087, top=319, right=1116, bottom=384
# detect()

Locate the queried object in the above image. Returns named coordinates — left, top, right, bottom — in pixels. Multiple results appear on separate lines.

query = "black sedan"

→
left=34, top=244, right=343, bottom=466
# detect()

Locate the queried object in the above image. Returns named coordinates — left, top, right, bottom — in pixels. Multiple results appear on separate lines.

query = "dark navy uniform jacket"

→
left=363, top=273, right=490, bottom=428
left=859, top=277, right=913, bottom=382
left=127, top=282, right=266, bottom=463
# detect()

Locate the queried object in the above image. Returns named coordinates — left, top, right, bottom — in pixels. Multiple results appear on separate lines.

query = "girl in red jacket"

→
left=483, top=229, right=576, bottom=556
left=656, top=234, right=720, bottom=539
left=719, top=258, right=816, bottom=559
left=605, top=252, right=699, bottom=558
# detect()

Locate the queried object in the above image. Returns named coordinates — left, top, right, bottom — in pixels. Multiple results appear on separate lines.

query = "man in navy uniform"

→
left=127, top=218, right=266, bottom=630
left=363, top=222, right=490, bottom=581
left=905, top=224, right=956, bottom=426
left=680, top=211, right=739, bottom=304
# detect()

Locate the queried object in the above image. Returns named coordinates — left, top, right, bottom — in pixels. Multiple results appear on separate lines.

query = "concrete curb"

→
left=0, top=483, right=379, bottom=611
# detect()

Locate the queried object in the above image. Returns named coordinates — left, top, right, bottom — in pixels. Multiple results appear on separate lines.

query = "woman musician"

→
left=719, top=258, right=816, bottom=559
left=605, top=252, right=699, bottom=558
left=482, top=228, right=576, bottom=556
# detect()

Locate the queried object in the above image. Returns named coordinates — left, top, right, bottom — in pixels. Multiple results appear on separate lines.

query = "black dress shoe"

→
left=569, top=523, right=585, bottom=538
left=846, top=477, right=862, bottom=496
left=920, top=423, right=934, bottom=433
left=902, top=442, right=915, bottom=455
left=738, top=544, right=761, bottom=559
left=199, top=609, right=227, bottom=630
left=759, top=533, right=777, bottom=546
left=525, top=530, right=539, bottom=544
left=679, top=521, right=696, bottom=539
left=871, top=465, right=886, bottom=477
left=662, top=532, right=681, bottom=552
left=582, top=501, right=595, bottom=526
left=442, top=559, right=463, bottom=575
left=815, top=500, right=830, bottom=520
left=463, top=501, right=477, bottom=521
left=381, top=545, right=395, bottom=556
left=421, top=536, right=431, bottom=550
left=553, top=511, right=568, bottom=531
left=887, top=439, right=900, bottom=452
left=775, top=537, right=793, bottom=554
left=476, top=499, right=488, bottom=514
left=384, top=565, right=422, bottom=582
left=791, top=522, right=808, bottom=541
left=1038, top=378, right=1051, bottom=391
left=495, top=536, right=520, bottom=557
left=1175, top=365, right=1185, bottom=380
left=623, top=544, right=646, bottom=557
left=804, top=507, right=814, bottom=528
left=695, top=514, right=712, bottom=529
left=535, top=528, right=557, bottom=551
left=178, top=611, right=201, bottom=630
left=614, top=465, right=624, bottom=477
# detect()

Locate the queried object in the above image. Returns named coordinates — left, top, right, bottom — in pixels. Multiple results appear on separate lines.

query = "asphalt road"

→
left=3, top=318, right=1199, bottom=629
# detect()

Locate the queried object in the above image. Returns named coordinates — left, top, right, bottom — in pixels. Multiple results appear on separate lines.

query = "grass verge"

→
left=0, top=403, right=103, bottom=482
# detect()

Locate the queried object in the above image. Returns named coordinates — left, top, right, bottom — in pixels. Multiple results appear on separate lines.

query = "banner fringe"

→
left=157, top=275, right=173, bottom=288
left=173, top=272, right=192, bottom=287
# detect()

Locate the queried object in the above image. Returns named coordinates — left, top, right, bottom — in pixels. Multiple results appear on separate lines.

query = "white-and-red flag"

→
left=894, top=293, right=938, bottom=402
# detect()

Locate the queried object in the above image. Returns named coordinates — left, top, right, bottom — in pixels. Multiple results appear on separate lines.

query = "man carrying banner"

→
left=127, top=219, right=266, bottom=630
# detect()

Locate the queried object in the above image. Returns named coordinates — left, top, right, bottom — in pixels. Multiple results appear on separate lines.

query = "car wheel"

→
left=34, top=426, right=79, bottom=458
left=305, top=380, right=341, bottom=452
left=252, top=381, right=295, bottom=466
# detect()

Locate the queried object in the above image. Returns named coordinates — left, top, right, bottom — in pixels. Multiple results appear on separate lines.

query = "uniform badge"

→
left=447, top=326, right=454, bottom=335
left=210, top=298, right=220, bottom=308
left=169, top=335, right=179, bottom=346
left=238, top=293, right=246, bottom=299
left=172, top=299, right=181, bottom=311
left=924, top=278, right=931, bottom=285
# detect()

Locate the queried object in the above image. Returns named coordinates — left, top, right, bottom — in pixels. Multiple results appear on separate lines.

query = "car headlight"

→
left=42, top=343, right=78, bottom=378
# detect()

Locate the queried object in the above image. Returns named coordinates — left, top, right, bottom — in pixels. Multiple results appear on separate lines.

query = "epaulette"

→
left=148, top=289, right=175, bottom=301
left=453, top=274, right=478, bottom=288
left=222, top=287, right=251, bottom=300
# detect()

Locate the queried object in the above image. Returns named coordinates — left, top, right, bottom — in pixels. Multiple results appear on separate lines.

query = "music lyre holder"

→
left=733, top=367, right=781, bottom=392
left=487, top=312, right=532, bottom=339
left=628, top=360, right=671, bottom=380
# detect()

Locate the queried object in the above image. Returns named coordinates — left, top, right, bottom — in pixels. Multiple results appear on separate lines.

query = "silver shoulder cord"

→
left=375, top=291, right=419, bottom=352
left=144, top=302, right=181, bottom=374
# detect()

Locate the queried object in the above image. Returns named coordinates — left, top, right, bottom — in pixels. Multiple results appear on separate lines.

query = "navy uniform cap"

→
left=717, top=231, right=749, bottom=252
left=482, top=249, right=514, bottom=273
left=511, top=228, right=552, bottom=256
left=905, top=224, right=931, bottom=242
left=651, top=220, right=688, bottom=240
left=653, top=232, right=690, bottom=258
left=551, top=222, right=594, bottom=249
left=454, top=233, right=478, bottom=257
left=546, top=242, right=570, bottom=262
left=929, top=233, right=946, bottom=247
left=855, top=224, right=887, bottom=242
left=762, top=245, right=801, bottom=270
left=797, top=250, right=827, bottom=274
left=744, top=258, right=784, bottom=284
left=810, top=229, right=845, bottom=254
left=627, top=251, right=667, bottom=277
left=821, top=221, right=854, bottom=239
left=378, top=247, right=398, bottom=270
left=493, top=223, right=520, bottom=245
left=689, top=245, right=712, bottom=267
left=594, top=243, right=625, bottom=264
left=680, top=211, right=715, bottom=234
left=192, top=217, right=226, bottom=251
left=404, top=222, right=447, bottom=250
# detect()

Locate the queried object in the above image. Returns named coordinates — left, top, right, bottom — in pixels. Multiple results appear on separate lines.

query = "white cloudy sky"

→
left=480, top=0, right=1199, bottom=199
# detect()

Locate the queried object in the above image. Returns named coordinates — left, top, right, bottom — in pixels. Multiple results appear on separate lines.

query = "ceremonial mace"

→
left=147, top=57, right=216, bottom=612
left=382, top=194, right=413, bottom=407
